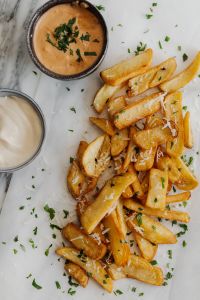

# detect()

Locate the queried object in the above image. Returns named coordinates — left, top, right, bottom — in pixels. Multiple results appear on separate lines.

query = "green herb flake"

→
left=165, top=36, right=170, bottom=42
left=182, top=240, right=187, bottom=247
left=161, top=177, right=165, bottom=189
left=26, top=197, right=31, bottom=200
left=150, top=260, right=158, bottom=265
left=50, top=223, right=62, bottom=231
left=183, top=53, right=188, bottom=62
left=68, top=275, right=79, bottom=287
left=182, top=106, right=187, bottom=111
left=52, top=233, right=56, bottom=239
left=187, top=156, right=193, bottom=166
left=70, top=107, right=76, bottom=113
left=128, top=48, right=131, bottom=54
left=70, top=157, right=74, bottom=163
left=165, top=272, right=173, bottom=280
left=136, top=213, right=143, bottom=226
left=29, top=239, right=37, bottom=249
left=55, top=281, right=61, bottom=289
left=172, top=220, right=177, bottom=226
left=132, top=287, right=136, bottom=292
left=63, top=209, right=69, bottom=219
left=32, top=71, right=37, bottom=75
left=135, top=42, right=147, bottom=55
left=32, top=278, right=42, bottom=290
left=168, top=249, right=172, bottom=259
left=96, top=5, right=105, bottom=11
left=68, top=287, right=76, bottom=295
left=20, top=244, right=26, bottom=252
left=84, top=51, right=97, bottom=56
left=76, top=48, right=83, bottom=62
left=45, top=244, right=52, bottom=256
left=146, top=14, right=153, bottom=19
left=114, top=289, right=123, bottom=295
left=178, top=45, right=181, bottom=51
left=44, top=204, right=55, bottom=220
left=139, top=293, right=144, bottom=297
left=158, top=40, right=163, bottom=49
left=26, top=273, right=32, bottom=279
left=19, top=206, right=25, bottom=210
left=80, top=32, right=90, bottom=41
left=152, top=2, right=157, bottom=6
left=93, top=38, right=100, bottom=43
left=68, top=129, right=74, bottom=132
left=14, top=235, right=18, bottom=242
left=13, top=249, right=17, bottom=254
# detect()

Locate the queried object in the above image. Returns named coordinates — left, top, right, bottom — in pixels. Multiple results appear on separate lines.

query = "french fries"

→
left=104, top=210, right=130, bottom=266
left=160, top=51, right=200, bottom=93
left=165, top=92, right=184, bottom=157
left=67, top=160, right=85, bottom=198
left=123, top=255, right=164, bottom=286
left=127, top=213, right=177, bottom=244
left=81, top=173, right=135, bottom=234
left=123, top=198, right=190, bottom=223
left=100, top=48, right=153, bottom=86
left=111, top=128, right=129, bottom=156
left=89, top=117, right=115, bottom=136
left=133, top=232, right=158, bottom=262
left=56, top=247, right=113, bottom=293
left=114, top=92, right=164, bottom=129
left=184, top=111, right=193, bottom=148
left=61, top=50, right=199, bottom=294
left=128, top=57, right=176, bottom=96
left=133, top=123, right=177, bottom=150
left=93, top=84, right=122, bottom=113
left=82, top=135, right=111, bottom=177
left=64, top=262, right=89, bottom=287
left=62, top=223, right=107, bottom=260
left=146, top=168, right=168, bottom=210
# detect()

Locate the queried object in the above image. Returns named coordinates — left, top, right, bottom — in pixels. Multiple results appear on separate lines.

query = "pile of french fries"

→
left=56, top=49, right=200, bottom=293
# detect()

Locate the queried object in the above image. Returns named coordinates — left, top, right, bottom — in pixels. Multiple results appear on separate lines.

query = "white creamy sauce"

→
left=0, top=96, right=42, bottom=169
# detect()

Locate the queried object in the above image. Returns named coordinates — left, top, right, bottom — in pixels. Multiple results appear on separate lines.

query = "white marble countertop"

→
left=1, top=0, right=200, bottom=299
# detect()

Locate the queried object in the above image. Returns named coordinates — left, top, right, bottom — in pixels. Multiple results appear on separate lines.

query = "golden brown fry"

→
left=93, top=84, right=122, bottom=113
left=114, top=92, right=164, bottom=129
left=146, top=168, right=168, bottom=210
left=165, top=92, right=184, bottom=157
left=82, top=135, right=111, bottom=178
left=116, top=199, right=128, bottom=237
left=89, top=117, right=115, bottom=136
left=123, top=198, right=190, bottom=223
left=76, top=141, right=88, bottom=168
left=127, top=213, right=177, bottom=244
left=64, top=262, right=89, bottom=287
left=160, top=51, right=200, bottom=93
left=166, top=192, right=191, bottom=203
left=128, top=57, right=176, bottom=96
left=128, top=163, right=144, bottom=199
left=184, top=111, right=193, bottom=148
left=107, top=96, right=126, bottom=117
left=133, top=123, right=177, bottom=150
left=56, top=247, right=113, bottom=293
left=111, top=128, right=129, bottom=156
left=122, top=185, right=134, bottom=198
left=123, top=255, right=164, bottom=286
left=141, top=172, right=150, bottom=194
left=104, top=210, right=130, bottom=266
left=107, top=264, right=126, bottom=280
left=122, top=127, right=137, bottom=171
left=157, top=156, right=181, bottom=183
left=100, top=49, right=153, bottom=86
left=133, top=232, right=158, bottom=262
left=62, top=223, right=107, bottom=260
left=173, top=157, right=198, bottom=190
left=134, top=147, right=157, bottom=171
left=67, top=160, right=85, bottom=199
left=81, top=173, right=136, bottom=234
left=145, top=111, right=164, bottom=129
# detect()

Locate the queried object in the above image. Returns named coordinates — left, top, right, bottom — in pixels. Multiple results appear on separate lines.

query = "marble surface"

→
left=1, top=0, right=200, bottom=299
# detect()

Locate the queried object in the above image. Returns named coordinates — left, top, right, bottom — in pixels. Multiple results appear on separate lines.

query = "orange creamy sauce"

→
left=33, top=4, right=104, bottom=75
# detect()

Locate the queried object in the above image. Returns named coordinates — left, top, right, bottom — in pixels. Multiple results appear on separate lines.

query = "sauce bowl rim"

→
left=0, top=88, right=46, bottom=173
left=26, top=0, right=108, bottom=80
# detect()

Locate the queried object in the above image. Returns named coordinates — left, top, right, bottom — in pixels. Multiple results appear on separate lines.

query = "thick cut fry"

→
left=82, top=135, right=110, bottom=177
left=146, top=168, right=168, bottom=210
left=114, top=92, right=164, bottom=129
left=89, top=117, right=115, bottom=136
left=67, top=160, right=85, bottom=198
left=133, top=124, right=177, bottom=150
left=123, top=198, right=190, bottom=223
left=116, top=199, right=128, bottom=237
left=127, top=213, right=177, bottom=244
left=81, top=173, right=135, bottom=234
left=123, top=255, right=164, bottom=286
left=128, top=57, right=176, bottom=96
left=122, top=185, right=134, bottom=198
left=107, top=264, right=126, bottom=280
left=128, top=163, right=144, bottom=199
left=56, top=247, right=113, bottom=293
left=184, top=111, right=193, bottom=148
left=64, top=263, right=89, bottom=287
left=157, top=156, right=181, bottom=183
left=165, top=92, right=184, bottom=157
left=166, top=192, right=191, bottom=203
left=133, top=232, right=158, bottom=261
left=62, top=223, right=106, bottom=260
left=82, top=177, right=98, bottom=195
left=173, top=157, right=198, bottom=190
left=107, top=96, right=126, bottom=117
left=134, top=147, right=157, bottom=171
left=145, top=111, right=164, bottom=129
left=141, top=172, right=150, bottom=194
left=100, top=49, right=153, bottom=86
left=93, top=84, right=121, bottom=113
left=160, top=51, right=200, bottom=93
left=122, top=127, right=137, bottom=171
left=104, top=210, right=130, bottom=266
left=111, top=128, right=129, bottom=156
left=76, top=141, right=88, bottom=168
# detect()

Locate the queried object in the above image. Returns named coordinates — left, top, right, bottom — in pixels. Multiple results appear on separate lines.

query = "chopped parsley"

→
left=70, top=157, right=74, bottom=163
left=114, top=289, right=123, bottom=295
left=44, top=204, right=55, bottom=220
left=80, top=32, right=90, bottom=41
left=19, top=206, right=25, bottom=210
left=150, top=260, right=158, bottom=265
left=55, top=281, right=61, bottom=289
left=183, top=106, right=187, bottom=111
left=50, top=223, right=62, bottom=231
left=32, top=71, right=37, bottom=75
left=70, top=107, right=76, bottom=113
left=76, top=48, right=83, bottom=62
left=29, top=239, right=37, bottom=249
left=168, top=249, right=172, bottom=259
left=13, top=249, right=17, bottom=254
left=68, top=288, right=76, bottom=295
left=178, top=45, right=181, bottom=51
left=139, top=293, right=144, bottom=297
left=96, top=5, right=105, bottom=11
left=152, top=2, right=157, bottom=6
left=176, top=224, right=188, bottom=237
left=32, top=278, right=42, bottom=290
left=68, top=275, right=79, bottom=287
left=165, top=36, right=170, bottom=42
left=136, top=213, right=143, bottom=226
left=165, top=272, right=173, bottom=280
left=158, top=40, right=163, bottom=49
left=63, top=210, right=69, bottom=219
left=77, top=249, right=87, bottom=263
left=52, top=233, right=56, bottom=239
left=146, top=14, right=153, bottom=19
left=26, top=273, right=32, bottom=279
left=84, top=51, right=97, bottom=56
left=161, top=177, right=165, bottom=189
left=183, top=53, right=188, bottom=62
left=20, top=244, right=26, bottom=252
left=135, top=42, right=147, bottom=55
left=14, top=235, right=18, bottom=242
left=45, top=244, right=52, bottom=256
left=182, top=240, right=187, bottom=247
left=68, top=129, right=74, bottom=132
